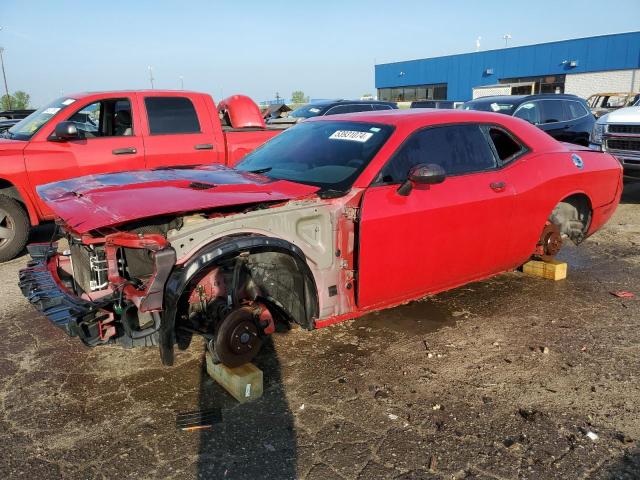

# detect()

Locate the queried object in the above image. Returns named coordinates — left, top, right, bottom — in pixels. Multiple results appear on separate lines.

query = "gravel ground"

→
left=0, top=183, right=639, bottom=480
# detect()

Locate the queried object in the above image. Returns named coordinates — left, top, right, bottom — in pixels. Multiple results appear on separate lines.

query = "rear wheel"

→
left=0, top=196, right=30, bottom=262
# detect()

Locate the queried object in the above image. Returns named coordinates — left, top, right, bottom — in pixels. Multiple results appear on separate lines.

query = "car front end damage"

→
left=18, top=185, right=359, bottom=366
left=19, top=229, right=176, bottom=347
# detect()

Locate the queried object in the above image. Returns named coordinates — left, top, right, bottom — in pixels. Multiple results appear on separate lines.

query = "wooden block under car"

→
left=205, top=352, right=263, bottom=403
left=522, top=259, right=567, bottom=281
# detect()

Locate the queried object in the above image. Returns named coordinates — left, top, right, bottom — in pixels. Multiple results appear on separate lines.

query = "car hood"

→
left=37, top=165, right=319, bottom=233
left=597, top=106, right=640, bottom=125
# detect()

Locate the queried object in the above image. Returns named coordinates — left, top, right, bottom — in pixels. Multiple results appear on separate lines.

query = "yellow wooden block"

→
left=522, top=259, right=567, bottom=281
left=205, top=352, right=263, bottom=403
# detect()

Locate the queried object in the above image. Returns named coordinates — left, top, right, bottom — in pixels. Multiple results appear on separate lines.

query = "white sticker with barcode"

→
left=62, top=98, right=76, bottom=105
left=43, top=107, right=61, bottom=115
left=329, top=130, right=373, bottom=142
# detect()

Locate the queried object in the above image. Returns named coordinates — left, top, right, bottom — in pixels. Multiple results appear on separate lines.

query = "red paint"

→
left=0, top=90, right=282, bottom=225
left=38, top=165, right=318, bottom=233
left=217, top=95, right=266, bottom=129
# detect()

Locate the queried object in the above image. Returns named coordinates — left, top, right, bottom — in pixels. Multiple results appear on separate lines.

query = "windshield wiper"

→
left=247, top=167, right=272, bottom=174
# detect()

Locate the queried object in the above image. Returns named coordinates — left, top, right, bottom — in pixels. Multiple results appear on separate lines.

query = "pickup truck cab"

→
left=0, top=90, right=282, bottom=261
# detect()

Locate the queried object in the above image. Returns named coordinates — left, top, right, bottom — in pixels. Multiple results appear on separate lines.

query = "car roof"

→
left=306, top=108, right=561, bottom=151
left=466, top=94, right=582, bottom=104
left=309, top=99, right=396, bottom=107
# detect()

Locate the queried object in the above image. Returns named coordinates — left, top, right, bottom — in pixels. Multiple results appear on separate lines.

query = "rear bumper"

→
left=18, top=244, right=95, bottom=337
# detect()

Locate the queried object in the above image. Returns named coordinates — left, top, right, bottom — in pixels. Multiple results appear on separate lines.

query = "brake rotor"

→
left=540, top=223, right=563, bottom=257
left=214, top=306, right=263, bottom=368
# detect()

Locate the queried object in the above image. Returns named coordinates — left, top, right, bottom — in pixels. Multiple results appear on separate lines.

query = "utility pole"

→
left=503, top=34, right=512, bottom=48
left=179, top=75, right=184, bottom=90
left=275, top=92, right=281, bottom=103
left=148, top=66, right=155, bottom=89
left=0, top=47, right=10, bottom=110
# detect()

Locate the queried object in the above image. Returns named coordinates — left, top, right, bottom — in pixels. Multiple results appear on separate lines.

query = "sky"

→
left=2, top=0, right=639, bottom=107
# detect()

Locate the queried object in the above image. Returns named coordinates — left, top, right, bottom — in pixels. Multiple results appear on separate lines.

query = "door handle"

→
left=194, top=143, right=214, bottom=150
left=490, top=181, right=506, bottom=192
left=112, top=147, right=137, bottom=155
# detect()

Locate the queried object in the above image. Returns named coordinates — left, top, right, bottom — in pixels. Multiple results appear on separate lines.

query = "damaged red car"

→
left=19, top=110, right=622, bottom=367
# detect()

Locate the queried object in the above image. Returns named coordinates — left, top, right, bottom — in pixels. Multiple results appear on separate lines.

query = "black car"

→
left=410, top=100, right=463, bottom=109
left=267, top=100, right=397, bottom=125
left=463, top=94, right=595, bottom=146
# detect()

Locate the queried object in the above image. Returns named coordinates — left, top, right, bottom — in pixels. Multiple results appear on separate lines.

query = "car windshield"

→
left=5, top=97, right=76, bottom=140
left=463, top=101, right=515, bottom=114
left=236, top=120, right=394, bottom=192
left=289, top=105, right=325, bottom=119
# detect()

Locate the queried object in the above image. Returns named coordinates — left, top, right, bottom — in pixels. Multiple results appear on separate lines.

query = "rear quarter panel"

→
left=508, top=148, right=621, bottom=265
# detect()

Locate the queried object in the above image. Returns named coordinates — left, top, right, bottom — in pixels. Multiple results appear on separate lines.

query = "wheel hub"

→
left=214, top=306, right=263, bottom=367
left=541, top=223, right=563, bottom=256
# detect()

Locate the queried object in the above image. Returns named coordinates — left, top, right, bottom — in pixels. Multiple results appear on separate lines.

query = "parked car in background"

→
left=410, top=100, right=464, bottom=109
left=20, top=109, right=621, bottom=367
left=590, top=103, right=640, bottom=179
left=0, top=91, right=286, bottom=261
left=266, top=99, right=397, bottom=125
left=0, top=118, right=20, bottom=133
left=587, top=92, right=640, bottom=118
left=463, top=94, right=595, bottom=146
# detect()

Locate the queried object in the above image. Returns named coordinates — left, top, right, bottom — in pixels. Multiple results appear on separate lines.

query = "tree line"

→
left=1, top=91, right=31, bottom=110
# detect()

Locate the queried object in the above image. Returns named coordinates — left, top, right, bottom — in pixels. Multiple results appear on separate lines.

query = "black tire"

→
left=0, top=195, right=30, bottom=262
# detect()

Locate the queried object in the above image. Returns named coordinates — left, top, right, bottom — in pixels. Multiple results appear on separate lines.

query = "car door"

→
left=563, top=100, right=594, bottom=146
left=536, top=100, right=572, bottom=141
left=137, top=94, right=223, bottom=169
left=357, top=124, right=517, bottom=309
left=24, top=96, right=145, bottom=218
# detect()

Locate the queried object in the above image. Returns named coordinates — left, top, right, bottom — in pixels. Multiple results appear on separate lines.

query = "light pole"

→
left=148, top=66, right=154, bottom=89
left=179, top=75, right=184, bottom=90
left=503, top=34, right=512, bottom=48
left=0, top=47, right=10, bottom=109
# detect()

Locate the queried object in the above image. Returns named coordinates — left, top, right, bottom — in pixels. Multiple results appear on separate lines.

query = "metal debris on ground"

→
left=176, top=408, right=222, bottom=432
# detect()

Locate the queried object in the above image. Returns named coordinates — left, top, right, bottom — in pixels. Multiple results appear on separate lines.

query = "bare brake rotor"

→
left=538, top=223, right=563, bottom=260
left=214, top=306, right=263, bottom=368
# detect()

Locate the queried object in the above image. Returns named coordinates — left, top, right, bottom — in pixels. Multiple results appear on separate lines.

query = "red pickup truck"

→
left=0, top=90, right=283, bottom=261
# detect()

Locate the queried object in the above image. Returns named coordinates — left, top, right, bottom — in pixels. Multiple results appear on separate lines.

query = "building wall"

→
left=564, top=69, right=640, bottom=98
left=375, top=32, right=640, bottom=101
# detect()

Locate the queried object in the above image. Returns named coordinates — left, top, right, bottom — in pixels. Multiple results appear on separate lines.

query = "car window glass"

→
left=566, top=101, right=588, bottom=120
left=488, top=128, right=524, bottom=162
left=513, top=102, right=541, bottom=124
left=325, top=104, right=373, bottom=115
left=372, top=104, right=393, bottom=110
left=539, top=100, right=567, bottom=123
left=67, top=98, right=133, bottom=138
left=145, top=96, right=200, bottom=134
left=377, top=124, right=497, bottom=184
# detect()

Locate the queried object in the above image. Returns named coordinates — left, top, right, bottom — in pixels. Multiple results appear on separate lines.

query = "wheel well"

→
left=0, top=179, right=24, bottom=203
left=159, top=235, right=319, bottom=366
left=550, top=193, right=592, bottom=244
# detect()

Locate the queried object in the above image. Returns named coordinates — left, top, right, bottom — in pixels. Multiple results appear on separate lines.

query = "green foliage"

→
left=291, top=90, right=308, bottom=104
left=1, top=91, right=31, bottom=110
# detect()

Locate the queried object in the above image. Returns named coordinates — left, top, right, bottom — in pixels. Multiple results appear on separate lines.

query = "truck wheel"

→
left=0, top=196, right=30, bottom=262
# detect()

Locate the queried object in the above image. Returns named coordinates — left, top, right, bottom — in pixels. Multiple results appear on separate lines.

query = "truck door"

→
left=136, top=93, right=224, bottom=169
left=24, top=96, right=145, bottom=218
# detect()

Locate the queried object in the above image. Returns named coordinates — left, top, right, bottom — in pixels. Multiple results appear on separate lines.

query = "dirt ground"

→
left=1, top=183, right=639, bottom=480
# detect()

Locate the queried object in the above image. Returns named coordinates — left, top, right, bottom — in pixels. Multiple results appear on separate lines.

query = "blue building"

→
left=375, top=32, right=640, bottom=102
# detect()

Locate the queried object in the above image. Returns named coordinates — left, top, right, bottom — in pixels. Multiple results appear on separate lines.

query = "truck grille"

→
left=607, top=138, right=640, bottom=152
left=608, top=124, right=640, bottom=135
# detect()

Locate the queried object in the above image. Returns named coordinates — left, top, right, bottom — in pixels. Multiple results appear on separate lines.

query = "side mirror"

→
left=397, top=163, right=446, bottom=196
left=52, top=121, right=81, bottom=141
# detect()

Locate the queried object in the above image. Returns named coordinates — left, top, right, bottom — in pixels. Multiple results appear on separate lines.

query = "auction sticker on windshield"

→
left=329, top=130, right=373, bottom=142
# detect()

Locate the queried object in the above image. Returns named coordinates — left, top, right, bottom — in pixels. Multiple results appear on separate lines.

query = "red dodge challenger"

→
left=19, top=109, right=622, bottom=367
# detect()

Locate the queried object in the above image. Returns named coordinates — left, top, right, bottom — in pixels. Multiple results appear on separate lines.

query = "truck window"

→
left=66, top=99, right=133, bottom=138
left=145, top=97, right=200, bottom=135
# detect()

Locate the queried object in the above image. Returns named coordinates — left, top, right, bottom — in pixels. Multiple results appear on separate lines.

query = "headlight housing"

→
left=590, top=123, right=605, bottom=146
